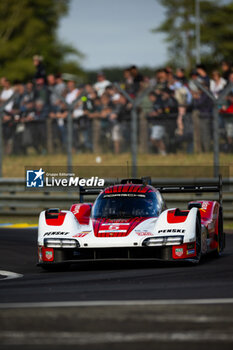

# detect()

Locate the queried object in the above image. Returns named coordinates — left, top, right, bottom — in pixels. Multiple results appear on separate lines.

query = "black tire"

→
left=214, top=207, right=224, bottom=258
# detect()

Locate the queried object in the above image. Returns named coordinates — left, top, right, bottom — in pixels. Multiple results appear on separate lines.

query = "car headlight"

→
left=143, top=236, right=183, bottom=246
left=44, top=238, right=79, bottom=248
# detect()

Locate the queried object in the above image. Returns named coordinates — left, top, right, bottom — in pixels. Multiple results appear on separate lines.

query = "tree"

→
left=0, top=0, right=84, bottom=81
left=152, top=0, right=233, bottom=70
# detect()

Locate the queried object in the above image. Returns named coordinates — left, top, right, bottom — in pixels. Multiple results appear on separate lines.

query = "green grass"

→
left=2, top=152, right=233, bottom=177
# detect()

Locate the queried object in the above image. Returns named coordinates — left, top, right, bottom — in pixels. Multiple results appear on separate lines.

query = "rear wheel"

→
left=214, top=207, right=224, bottom=257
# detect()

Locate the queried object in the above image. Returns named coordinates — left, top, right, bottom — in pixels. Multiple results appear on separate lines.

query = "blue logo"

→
left=26, top=169, right=45, bottom=188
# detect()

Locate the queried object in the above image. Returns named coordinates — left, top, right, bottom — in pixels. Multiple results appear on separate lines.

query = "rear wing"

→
left=79, top=176, right=223, bottom=206
left=156, top=181, right=222, bottom=207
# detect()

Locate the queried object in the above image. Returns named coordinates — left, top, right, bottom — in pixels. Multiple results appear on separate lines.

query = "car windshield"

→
left=92, top=192, right=160, bottom=219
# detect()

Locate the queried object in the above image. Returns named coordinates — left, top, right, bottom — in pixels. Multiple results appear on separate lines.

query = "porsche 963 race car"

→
left=37, top=178, right=225, bottom=269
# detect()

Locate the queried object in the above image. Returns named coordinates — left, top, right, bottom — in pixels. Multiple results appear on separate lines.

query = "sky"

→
left=58, top=0, right=167, bottom=70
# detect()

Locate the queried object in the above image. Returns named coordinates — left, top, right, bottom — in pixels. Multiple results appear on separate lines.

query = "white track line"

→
left=1, top=298, right=233, bottom=309
left=0, top=270, right=23, bottom=281
left=1, top=331, right=233, bottom=345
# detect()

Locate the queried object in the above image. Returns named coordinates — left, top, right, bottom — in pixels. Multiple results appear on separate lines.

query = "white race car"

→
left=37, top=178, right=224, bottom=270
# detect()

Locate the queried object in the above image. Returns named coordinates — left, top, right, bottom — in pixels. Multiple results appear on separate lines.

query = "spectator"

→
left=34, top=77, right=49, bottom=107
left=123, top=68, right=134, bottom=96
left=47, top=74, right=58, bottom=106
left=93, top=72, right=111, bottom=97
left=220, top=92, right=233, bottom=152
left=55, top=74, right=66, bottom=98
left=0, top=77, right=14, bottom=112
left=147, top=92, right=166, bottom=155
left=155, top=69, right=167, bottom=91
left=0, top=77, right=15, bottom=154
left=33, top=55, right=47, bottom=82
left=196, top=64, right=210, bottom=88
left=30, top=99, right=48, bottom=153
left=49, top=100, right=68, bottom=151
left=65, top=80, right=79, bottom=104
left=221, top=61, right=232, bottom=80
left=191, top=89, right=213, bottom=153
left=228, top=71, right=233, bottom=88
left=175, top=68, right=188, bottom=84
left=23, top=81, right=35, bottom=104
left=109, top=93, right=130, bottom=154
left=105, top=85, right=120, bottom=102
left=130, top=65, right=143, bottom=95
left=161, top=88, right=178, bottom=114
left=210, top=70, right=226, bottom=98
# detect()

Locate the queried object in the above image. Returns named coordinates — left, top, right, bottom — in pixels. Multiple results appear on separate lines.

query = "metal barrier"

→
left=0, top=177, right=232, bottom=220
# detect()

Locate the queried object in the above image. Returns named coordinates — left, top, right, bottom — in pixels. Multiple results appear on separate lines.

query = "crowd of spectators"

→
left=0, top=56, right=233, bottom=156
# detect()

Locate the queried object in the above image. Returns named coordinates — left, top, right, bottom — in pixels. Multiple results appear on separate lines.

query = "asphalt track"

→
left=0, top=228, right=233, bottom=349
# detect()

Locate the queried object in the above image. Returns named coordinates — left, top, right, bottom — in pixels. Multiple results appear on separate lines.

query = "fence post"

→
left=46, top=118, right=53, bottom=154
left=67, top=107, right=73, bottom=174
left=92, top=119, right=101, bottom=153
left=131, top=106, right=138, bottom=177
left=213, top=103, right=219, bottom=177
left=139, top=110, right=149, bottom=153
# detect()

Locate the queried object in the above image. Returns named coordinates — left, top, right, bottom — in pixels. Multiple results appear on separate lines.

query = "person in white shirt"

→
left=0, top=77, right=14, bottom=112
left=93, top=72, right=111, bottom=97
left=210, top=70, right=226, bottom=98
left=0, top=77, right=15, bottom=155
left=65, top=80, right=79, bottom=105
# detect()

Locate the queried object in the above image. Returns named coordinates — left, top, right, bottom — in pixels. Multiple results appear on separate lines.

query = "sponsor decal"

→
left=41, top=247, right=54, bottom=262
left=158, top=229, right=185, bottom=234
left=73, top=231, right=90, bottom=238
left=44, top=231, right=69, bottom=236
left=135, top=231, right=154, bottom=236
left=175, top=248, right=183, bottom=257
left=104, top=193, right=145, bottom=198
left=109, top=225, right=120, bottom=230
left=187, top=249, right=195, bottom=255
left=26, top=168, right=44, bottom=187
left=45, top=251, right=53, bottom=260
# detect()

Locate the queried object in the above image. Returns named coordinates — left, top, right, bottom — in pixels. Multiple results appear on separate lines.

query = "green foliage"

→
left=0, top=0, right=84, bottom=81
left=153, top=0, right=233, bottom=70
